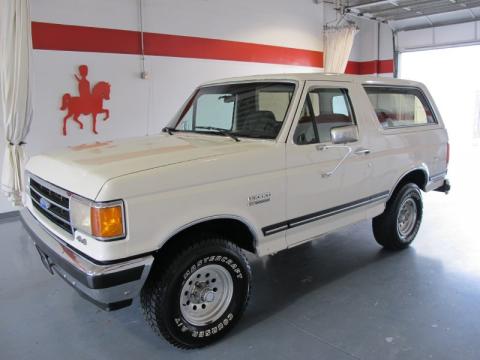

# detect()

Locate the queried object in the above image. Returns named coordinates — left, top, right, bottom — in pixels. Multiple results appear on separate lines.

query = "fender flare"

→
left=389, top=164, right=429, bottom=200
left=157, top=214, right=260, bottom=252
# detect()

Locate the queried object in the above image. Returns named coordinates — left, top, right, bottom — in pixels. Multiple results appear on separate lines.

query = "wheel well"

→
left=153, top=218, right=256, bottom=266
left=391, top=169, right=427, bottom=198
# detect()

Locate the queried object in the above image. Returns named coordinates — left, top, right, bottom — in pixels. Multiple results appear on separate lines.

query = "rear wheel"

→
left=372, top=183, right=423, bottom=250
left=141, top=235, right=251, bottom=349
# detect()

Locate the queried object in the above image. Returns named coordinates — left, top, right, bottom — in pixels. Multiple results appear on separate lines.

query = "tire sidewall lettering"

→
left=177, top=312, right=234, bottom=338
left=173, top=253, right=246, bottom=339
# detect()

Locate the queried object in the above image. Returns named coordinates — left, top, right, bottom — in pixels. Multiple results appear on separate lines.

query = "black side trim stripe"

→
left=262, top=191, right=389, bottom=236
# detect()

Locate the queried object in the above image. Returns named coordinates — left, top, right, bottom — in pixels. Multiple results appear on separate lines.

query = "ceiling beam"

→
left=345, top=0, right=399, bottom=10
left=384, top=4, right=480, bottom=21
left=394, top=16, right=480, bottom=32
left=346, top=1, right=480, bottom=22
left=344, top=0, right=429, bottom=20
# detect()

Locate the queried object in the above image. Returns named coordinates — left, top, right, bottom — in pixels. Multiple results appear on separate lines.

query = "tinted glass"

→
left=364, top=86, right=436, bottom=129
left=294, top=88, right=355, bottom=145
left=174, top=82, right=296, bottom=139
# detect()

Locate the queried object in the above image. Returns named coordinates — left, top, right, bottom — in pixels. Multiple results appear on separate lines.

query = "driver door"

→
left=284, top=81, right=374, bottom=246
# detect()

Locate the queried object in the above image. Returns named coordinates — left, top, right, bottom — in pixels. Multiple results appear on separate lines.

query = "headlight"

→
left=70, top=196, right=125, bottom=240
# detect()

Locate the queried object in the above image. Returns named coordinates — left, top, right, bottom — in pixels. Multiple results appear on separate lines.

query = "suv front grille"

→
left=29, top=177, right=73, bottom=234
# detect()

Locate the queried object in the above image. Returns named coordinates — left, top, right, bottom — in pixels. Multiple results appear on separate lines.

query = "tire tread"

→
left=372, top=183, right=423, bottom=251
left=141, top=235, right=251, bottom=349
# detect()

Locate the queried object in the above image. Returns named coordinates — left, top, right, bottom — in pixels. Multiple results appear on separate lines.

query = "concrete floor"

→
left=1, top=176, right=479, bottom=359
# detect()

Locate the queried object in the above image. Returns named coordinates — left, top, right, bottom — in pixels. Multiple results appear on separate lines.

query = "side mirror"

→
left=330, top=125, right=358, bottom=144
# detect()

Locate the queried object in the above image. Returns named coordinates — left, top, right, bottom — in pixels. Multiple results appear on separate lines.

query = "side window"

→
left=364, top=86, right=436, bottom=129
left=332, top=95, right=349, bottom=116
left=294, top=88, right=355, bottom=145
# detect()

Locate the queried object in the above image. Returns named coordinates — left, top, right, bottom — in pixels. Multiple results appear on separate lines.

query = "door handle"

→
left=354, top=148, right=370, bottom=156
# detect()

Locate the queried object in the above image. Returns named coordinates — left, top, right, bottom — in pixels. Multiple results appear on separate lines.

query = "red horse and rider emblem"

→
left=61, top=65, right=111, bottom=136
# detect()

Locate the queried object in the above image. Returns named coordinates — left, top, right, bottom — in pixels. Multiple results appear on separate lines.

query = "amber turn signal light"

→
left=91, top=206, right=124, bottom=238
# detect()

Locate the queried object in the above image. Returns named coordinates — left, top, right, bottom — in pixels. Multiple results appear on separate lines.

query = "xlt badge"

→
left=248, top=192, right=271, bottom=206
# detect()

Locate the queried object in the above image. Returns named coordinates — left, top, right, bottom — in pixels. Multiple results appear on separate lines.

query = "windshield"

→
left=170, top=82, right=296, bottom=140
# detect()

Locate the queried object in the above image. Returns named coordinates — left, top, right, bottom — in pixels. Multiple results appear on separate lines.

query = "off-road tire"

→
left=141, top=235, right=251, bottom=349
left=372, top=183, right=423, bottom=250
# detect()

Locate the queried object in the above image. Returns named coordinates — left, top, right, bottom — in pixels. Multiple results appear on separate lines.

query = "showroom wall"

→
left=0, top=0, right=394, bottom=213
left=350, top=18, right=394, bottom=76
left=27, top=0, right=326, bottom=153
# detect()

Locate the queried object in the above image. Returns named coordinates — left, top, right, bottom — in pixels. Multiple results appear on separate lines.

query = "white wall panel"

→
left=397, top=20, right=480, bottom=51
left=349, top=18, right=393, bottom=62
left=435, top=22, right=477, bottom=45
left=31, top=0, right=139, bottom=31
left=144, top=0, right=324, bottom=50
left=355, top=18, right=377, bottom=61
left=379, top=23, right=394, bottom=60
left=397, top=28, right=434, bottom=50
left=31, top=0, right=324, bottom=51
left=28, top=51, right=151, bottom=153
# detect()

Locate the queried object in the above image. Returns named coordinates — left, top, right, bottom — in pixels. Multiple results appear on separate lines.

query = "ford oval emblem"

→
left=39, top=197, right=51, bottom=210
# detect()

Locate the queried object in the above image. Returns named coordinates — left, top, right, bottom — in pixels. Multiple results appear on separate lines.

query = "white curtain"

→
left=324, top=25, right=359, bottom=73
left=0, top=0, right=33, bottom=206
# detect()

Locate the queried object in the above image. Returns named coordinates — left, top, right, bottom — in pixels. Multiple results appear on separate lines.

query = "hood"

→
left=26, top=134, right=264, bottom=199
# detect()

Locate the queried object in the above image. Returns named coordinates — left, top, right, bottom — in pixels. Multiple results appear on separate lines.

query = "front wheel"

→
left=141, top=236, right=251, bottom=349
left=372, top=183, right=423, bottom=250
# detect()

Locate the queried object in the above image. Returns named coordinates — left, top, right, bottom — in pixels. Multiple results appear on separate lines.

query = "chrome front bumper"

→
left=20, top=208, right=154, bottom=311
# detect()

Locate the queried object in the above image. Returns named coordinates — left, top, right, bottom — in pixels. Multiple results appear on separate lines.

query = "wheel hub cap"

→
left=202, top=290, right=215, bottom=303
left=180, top=264, right=233, bottom=326
left=397, top=197, right=417, bottom=240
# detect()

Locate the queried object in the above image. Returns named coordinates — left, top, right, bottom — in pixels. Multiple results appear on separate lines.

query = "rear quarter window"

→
left=364, top=86, right=437, bottom=129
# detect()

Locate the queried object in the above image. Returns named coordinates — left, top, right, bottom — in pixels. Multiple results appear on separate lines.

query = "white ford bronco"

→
left=21, top=73, right=450, bottom=348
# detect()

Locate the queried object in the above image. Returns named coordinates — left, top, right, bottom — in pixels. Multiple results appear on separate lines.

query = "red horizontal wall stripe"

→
left=345, top=59, right=394, bottom=75
left=31, top=21, right=393, bottom=74
left=143, top=33, right=325, bottom=67
left=378, top=59, right=394, bottom=73
left=32, top=22, right=141, bottom=55
left=31, top=22, right=323, bottom=67
left=344, top=61, right=360, bottom=75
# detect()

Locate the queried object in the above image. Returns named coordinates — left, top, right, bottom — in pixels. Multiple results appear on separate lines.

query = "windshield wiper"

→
left=195, top=126, right=240, bottom=142
left=162, top=127, right=177, bottom=135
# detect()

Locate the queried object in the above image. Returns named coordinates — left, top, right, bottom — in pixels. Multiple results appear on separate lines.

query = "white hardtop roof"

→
left=201, top=72, right=424, bottom=88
